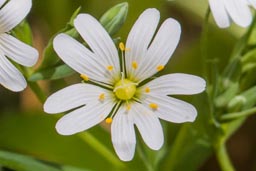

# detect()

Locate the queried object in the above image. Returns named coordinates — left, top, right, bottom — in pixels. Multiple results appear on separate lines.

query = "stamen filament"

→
left=105, top=101, right=122, bottom=124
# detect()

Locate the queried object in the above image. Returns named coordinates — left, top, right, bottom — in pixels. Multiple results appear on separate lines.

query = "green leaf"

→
left=0, top=150, right=61, bottom=171
left=29, top=64, right=75, bottom=81
left=100, top=2, right=128, bottom=36
left=38, top=6, right=81, bottom=70
left=39, top=27, right=79, bottom=70
left=11, top=20, right=33, bottom=45
left=62, top=166, right=92, bottom=171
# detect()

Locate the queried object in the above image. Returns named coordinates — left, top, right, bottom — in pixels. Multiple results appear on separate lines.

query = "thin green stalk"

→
left=27, top=82, right=47, bottom=103
left=201, top=7, right=220, bottom=128
left=215, top=141, right=235, bottom=171
left=136, top=140, right=154, bottom=171
left=200, top=7, right=210, bottom=79
left=221, top=107, right=256, bottom=121
left=230, top=15, right=256, bottom=60
left=78, top=132, right=125, bottom=169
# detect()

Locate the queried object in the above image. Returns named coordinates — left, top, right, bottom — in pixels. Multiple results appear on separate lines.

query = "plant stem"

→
left=215, top=140, right=235, bottom=171
left=78, top=132, right=125, bottom=169
left=136, top=140, right=154, bottom=171
left=221, top=107, right=256, bottom=121
left=27, top=82, right=47, bottom=103
left=230, top=14, right=256, bottom=60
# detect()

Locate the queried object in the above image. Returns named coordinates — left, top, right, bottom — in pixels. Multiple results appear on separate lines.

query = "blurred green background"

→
left=1, top=0, right=256, bottom=171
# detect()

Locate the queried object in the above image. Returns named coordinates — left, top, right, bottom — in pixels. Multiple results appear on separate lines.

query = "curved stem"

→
left=215, top=140, right=235, bottom=171
left=221, top=107, right=256, bottom=121
left=78, top=132, right=125, bottom=169
left=136, top=140, right=154, bottom=171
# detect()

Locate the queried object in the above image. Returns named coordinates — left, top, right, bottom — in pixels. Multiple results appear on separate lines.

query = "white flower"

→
left=0, top=0, right=38, bottom=91
left=44, top=8, right=206, bottom=161
left=209, top=0, right=256, bottom=28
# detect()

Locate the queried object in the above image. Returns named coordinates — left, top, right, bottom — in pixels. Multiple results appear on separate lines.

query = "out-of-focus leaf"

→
left=39, top=27, right=79, bottom=70
left=0, top=150, right=61, bottom=171
left=62, top=166, right=92, bottom=171
left=38, top=7, right=81, bottom=70
left=100, top=2, right=128, bottom=36
left=29, top=64, right=75, bottom=81
left=11, top=21, right=33, bottom=45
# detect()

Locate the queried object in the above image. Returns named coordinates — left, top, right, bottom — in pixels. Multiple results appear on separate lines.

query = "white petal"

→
left=141, top=95, right=197, bottom=123
left=223, top=0, right=252, bottom=27
left=0, top=52, right=26, bottom=91
left=74, top=14, right=120, bottom=82
left=53, top=34, right=117, bottom=84
left=44, top=83, right=113, bottom=114
left=0, top=0, right=32, bottom=33
left=111, top=105, right=136, bottom=161
left=209, top=0, right=230, bottom=28
left=140, top=73, right=206, bottom=96
left=132, top=102, right=163, bottom=150
left=125, top=8, right=160, bottom=80
left=0, top=0, right=6, bottom=7
left=0, top=33, right=38, bottom=66
left=56, top=100, right=115, bottom=135
left=134, top=18, right=181, bottom=82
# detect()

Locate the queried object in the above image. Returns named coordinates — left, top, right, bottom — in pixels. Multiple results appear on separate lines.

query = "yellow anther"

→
left=145, top=87, right=150, bottom=93
left=119, top=42, right=125, bottom=51
left=119, top=42, right=130, bottom=51
left=157, top=65, right=165, bottom=71
left=105, top=117, right=113, bottom=124
left=107, top=65, right=114, bottom=71
left=132, top=61, right=138, bottom=69
left=99, top=93, right=105, bottom=101
left=80, top=74, right=89, bottom=81
left=126, top=104, right=131, bottom=111
left=149, top=103, right=158, bottom=110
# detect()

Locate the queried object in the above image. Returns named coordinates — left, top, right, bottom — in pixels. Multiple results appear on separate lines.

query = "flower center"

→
left=114, top=79, right=136, bottom=100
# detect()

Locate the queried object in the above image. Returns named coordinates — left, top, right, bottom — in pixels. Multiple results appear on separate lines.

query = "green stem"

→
left=215, top=140, right=235, bottom=171
left=221, top=107, right=256, bottom=121
left=201, top=7, right=220, bottom=128
left=27, top=82, right=47, bottom=103
left=200, top=7, right=210, bottom=78
left=136, top=140, right=154, bottom=171
left=78, top=132, right=125, bottom=169
left=230, top=15, right=256, bottom=60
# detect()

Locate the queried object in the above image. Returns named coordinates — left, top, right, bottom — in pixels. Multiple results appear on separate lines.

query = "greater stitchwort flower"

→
left=0, top=0, right=38, bottom=91
left=209, top=0, right=256, bottom=28
left=44, top=9, right=206, bottom=161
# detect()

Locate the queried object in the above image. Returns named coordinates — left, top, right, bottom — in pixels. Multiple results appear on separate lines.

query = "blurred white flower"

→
left=44, top=8, right=206, bottom=161
left=0, top=0, right=38, bottom=91
left=209, top=0, right=256, bottom=28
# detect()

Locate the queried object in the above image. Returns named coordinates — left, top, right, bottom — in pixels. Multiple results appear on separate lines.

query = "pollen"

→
left=119, top=42, right=130, bottom=51
left=157, top=65, right=165, bottom=71
left=80, top=74, right=89, bottom=81
left=132, top=61, right=138, bottom=69
left=145, top=87, right=150, bottom=93
left=119, top=42, right=125, bottom=51
left=105, top=117, right=113, bottom=124
left=99, top=93, right=105, bottom=101
left=149, top=103, right=158, bottom=110
left=107, top=65, right=114, bottom=71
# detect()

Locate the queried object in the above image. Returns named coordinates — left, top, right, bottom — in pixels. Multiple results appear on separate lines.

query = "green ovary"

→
left=114, top=79, right=136, bottom=100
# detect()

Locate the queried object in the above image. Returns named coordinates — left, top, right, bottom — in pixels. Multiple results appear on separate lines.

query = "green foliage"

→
left=100, top=2, right=128, bottom=36
left=0, top=150, right=60, bottom=171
